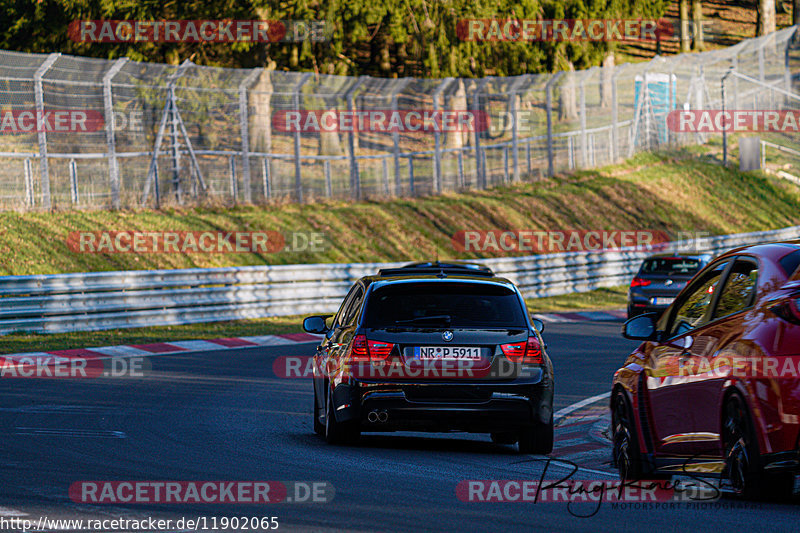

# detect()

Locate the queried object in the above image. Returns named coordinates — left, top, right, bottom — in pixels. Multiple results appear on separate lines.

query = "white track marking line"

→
left=554, top=391, right=610, bottom=422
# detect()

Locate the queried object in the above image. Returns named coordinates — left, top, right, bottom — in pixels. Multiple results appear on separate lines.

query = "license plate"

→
left=652, top=297, right=675, bottom=306
left=414, top=346, right=481, bottom=360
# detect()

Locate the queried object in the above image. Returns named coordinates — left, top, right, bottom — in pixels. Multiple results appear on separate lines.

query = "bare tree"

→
left=680, top=0, right=691, bottom=53
left=692, top=0, right=704, bottom=50
left=757, top=0, right=777, bottom=36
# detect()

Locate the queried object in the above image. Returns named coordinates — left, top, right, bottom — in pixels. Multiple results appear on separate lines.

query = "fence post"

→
left=432, top=77, right=454, bottom=193
left=292, top=73, right=312, bottom=203
left=611, top=66, right=622, bottom=162
left=407, top=155, right=415, bottom=194
left=472, top=79, right=489, bottom=188
left=24, top=158, right=33, bottom=207
left=722, top=66, right=734, bottom=166
left=33, top=53, right=59, bottom=209
left=545, top=72, right=563, bottom=177
left=758, top=39, right=766, bottom=84
left=390, top=79, right=412, bottom=194
left=170, top=81, right=182, bottom=203
left=238, top=69, right=261, bottom=204
left=262, top=157, right=271, bottom=199
left=508, top=76, right=528, bottom=182
left=229, top=156, right=238, bottom=200
left=103, top=58, right=127, bottom=209
left=346, top=75, right=368, bottom=199
left=579, top=74, right=588, bottom=168
left=69, top=159, right=78, bottom=204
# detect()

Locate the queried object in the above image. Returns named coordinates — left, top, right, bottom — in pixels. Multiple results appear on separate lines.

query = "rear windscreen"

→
left=363, top=283, right=527, bottom=328
left=641, top=257, right=701, bottom=275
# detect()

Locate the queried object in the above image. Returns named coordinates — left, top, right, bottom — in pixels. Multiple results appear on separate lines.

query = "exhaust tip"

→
left=377, top=411, right=388, bottom=423
left=367, top=411, right=379, bottom=423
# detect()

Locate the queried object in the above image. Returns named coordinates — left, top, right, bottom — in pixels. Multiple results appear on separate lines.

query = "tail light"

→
left=630, top=277, right=651, bottom=288
left=500, top=337, right=543, bottom=365
left=348, top=334, right=395, bottom=362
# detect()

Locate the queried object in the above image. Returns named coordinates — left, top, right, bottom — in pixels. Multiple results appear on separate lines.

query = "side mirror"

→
left=531, top=317, right=545, bottom=334
left=303, top=315, right=329, bottom=334
left=622, top=313, right=659, bottom=341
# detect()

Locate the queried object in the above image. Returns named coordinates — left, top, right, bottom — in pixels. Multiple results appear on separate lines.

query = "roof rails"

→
left=377, top=261, right=494, bottom=278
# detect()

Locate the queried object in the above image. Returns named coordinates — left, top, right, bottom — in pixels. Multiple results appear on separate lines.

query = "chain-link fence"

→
left=0, top=27, right=797, bottom=211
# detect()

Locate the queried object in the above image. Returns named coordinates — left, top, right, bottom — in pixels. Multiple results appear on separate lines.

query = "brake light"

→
left=367, top=340, right=394, bottom=361
left=631, top=277, right=651, bottom=288
left=350, top=335, right=370, bottom=361
left=501, top=337, right=543, bottom=365
left=348, top=334, right=395, bottom=362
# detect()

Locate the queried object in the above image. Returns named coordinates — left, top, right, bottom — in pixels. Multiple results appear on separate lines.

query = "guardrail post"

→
left=33, top=53, right=59, bottom=209
left=103, top=58, right=127, bottom=209
left=238, top=68, right=261, bottom=204
left=432, top=77, right=454, bottom=193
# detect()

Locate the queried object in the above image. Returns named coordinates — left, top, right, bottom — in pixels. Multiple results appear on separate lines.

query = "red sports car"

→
left=612, top=241, right=800, bottom=497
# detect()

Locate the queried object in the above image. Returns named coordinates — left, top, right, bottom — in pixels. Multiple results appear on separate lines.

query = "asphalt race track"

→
left=1, top=321, right=798, bottom=532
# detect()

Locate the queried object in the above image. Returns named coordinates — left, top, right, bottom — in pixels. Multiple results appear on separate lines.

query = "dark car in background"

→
left=627, top=253, right=712, bottom=318
left=302, top=261, right=554, bottom=454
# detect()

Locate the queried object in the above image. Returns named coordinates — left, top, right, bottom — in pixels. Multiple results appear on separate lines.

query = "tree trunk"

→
left=691, top=0, right=704, bottom=51
left=248, top=66, right=274, bottom=155
left=446, top=79, right=467, bottom=149
left=559, top=63, right=578, bottom=121
left=680, top=0, right=691, bottom=53
left=600, top=52, right=615, bottom=108
left=757, top=0, right=777, bottom=36
left=794, top=0, right=800, bottom=25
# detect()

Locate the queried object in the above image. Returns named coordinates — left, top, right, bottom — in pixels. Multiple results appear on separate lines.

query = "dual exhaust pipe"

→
left=367, top=410, right=389, bottom=423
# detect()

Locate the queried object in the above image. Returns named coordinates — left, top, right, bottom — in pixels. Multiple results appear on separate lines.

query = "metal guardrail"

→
left=1, top=225, right=799, bottom=335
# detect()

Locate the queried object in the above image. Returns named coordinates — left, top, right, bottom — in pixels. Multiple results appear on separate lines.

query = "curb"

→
left=2, top=333, right=324, bottom=362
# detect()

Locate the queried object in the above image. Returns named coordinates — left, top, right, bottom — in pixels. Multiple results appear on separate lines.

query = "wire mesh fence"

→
left=0, top=27, right=797, bottom=211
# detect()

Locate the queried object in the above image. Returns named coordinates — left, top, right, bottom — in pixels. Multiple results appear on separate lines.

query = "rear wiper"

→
left=393, top=315, right=452, bottom=325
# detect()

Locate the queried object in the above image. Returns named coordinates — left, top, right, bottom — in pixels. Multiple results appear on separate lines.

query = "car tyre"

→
left=612, top=391, right=643, bottom=480
left=325, top=388, right=360, bottom=445
left=722, top=394, right=765, bottom=498
left=518, top=420, right=553, bottom=454
left=313, top=385, right=324, bottom=437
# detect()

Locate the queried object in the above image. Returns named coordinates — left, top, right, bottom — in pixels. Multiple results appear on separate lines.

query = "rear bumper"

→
left=333, top=373, right=553, bottom=433
left=627, top=296, right=669, bottom=317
